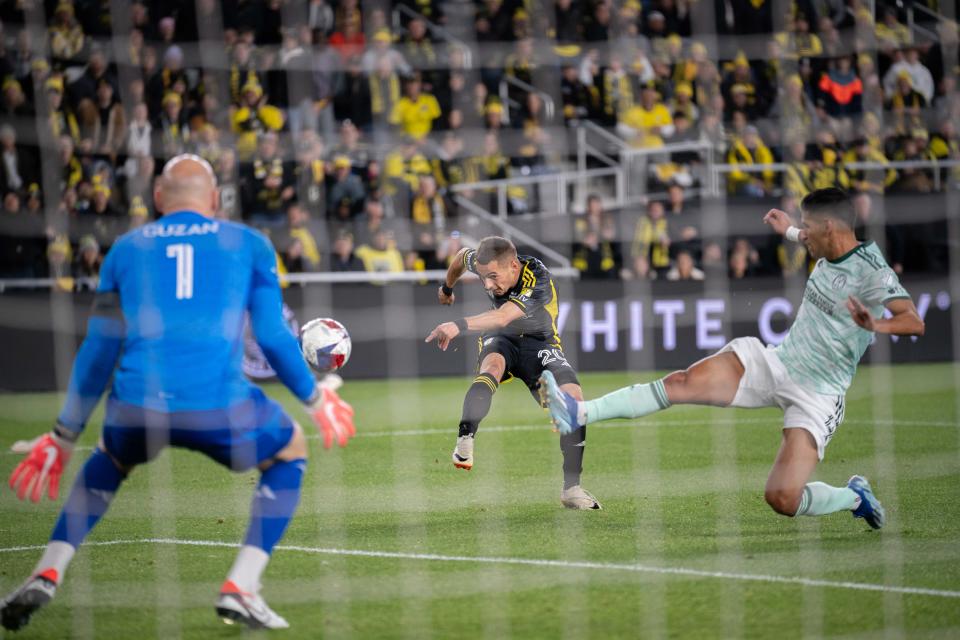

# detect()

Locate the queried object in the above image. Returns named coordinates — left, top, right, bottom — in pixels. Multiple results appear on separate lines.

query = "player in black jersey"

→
left=425, top=236, right=601, bottom=509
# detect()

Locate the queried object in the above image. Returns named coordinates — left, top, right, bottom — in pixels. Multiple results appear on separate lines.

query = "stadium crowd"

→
left=0, top=0, right=957, bottom=287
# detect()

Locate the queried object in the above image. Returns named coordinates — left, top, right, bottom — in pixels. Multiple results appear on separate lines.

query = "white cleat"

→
left=560, top=485, right=602, bottom=510
left=216, top=581, right=290, bottom=630
left=452, top=435, right=474, bottom=470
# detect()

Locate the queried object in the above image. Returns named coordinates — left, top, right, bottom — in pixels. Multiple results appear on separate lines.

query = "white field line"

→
left=0, top=537, right=958, bottom=600
left=4, top=416, right=957, bottom=454
left=342, top=417, right=960, bottom=439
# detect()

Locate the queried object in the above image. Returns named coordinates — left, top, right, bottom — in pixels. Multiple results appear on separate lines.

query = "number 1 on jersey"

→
left=166, top=243, right=194, bottom=300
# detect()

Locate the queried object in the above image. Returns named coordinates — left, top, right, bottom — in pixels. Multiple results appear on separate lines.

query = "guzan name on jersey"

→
left=142, top=221, right=220, bottom=237
left=775, top=241, right=910, bottom=396
left=464, top=250, right=561, bottom=344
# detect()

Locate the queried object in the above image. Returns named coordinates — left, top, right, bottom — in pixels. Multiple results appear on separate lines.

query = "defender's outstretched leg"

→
left=541, top=351, right=745, bottom=434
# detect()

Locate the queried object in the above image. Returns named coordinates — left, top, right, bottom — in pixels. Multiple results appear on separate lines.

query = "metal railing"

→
left=497, top=75, right=556, bottom=126
left=445, top=131, right=719, bottom=217
left=619, top=139, right=715, bottom=201
left=576, top=121, right=626, bottom=171
left=449, top=165, right=622, bottom=218
left=451, top=195, right=577, bottom=274
left=0, top=266, right=583, bottom=293
left=0, top=277, right=98, bottom=293
left=907, top=3, right=954, bottom=45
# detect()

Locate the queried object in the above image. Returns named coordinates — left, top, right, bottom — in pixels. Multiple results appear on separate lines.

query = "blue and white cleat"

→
left=848, top=475, right=886, bottom=530
left=538, top=371, right=582, bottom=435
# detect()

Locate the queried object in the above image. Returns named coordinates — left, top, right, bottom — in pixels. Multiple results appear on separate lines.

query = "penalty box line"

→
left=0, top=538, right=958, bottom=600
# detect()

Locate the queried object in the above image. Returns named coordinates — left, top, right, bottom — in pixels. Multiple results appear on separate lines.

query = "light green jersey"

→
left=775, top=241, right=910, bottom=395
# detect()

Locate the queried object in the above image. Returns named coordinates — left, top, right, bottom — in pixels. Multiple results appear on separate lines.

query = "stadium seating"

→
left=0, top=0, right=957, bottom=286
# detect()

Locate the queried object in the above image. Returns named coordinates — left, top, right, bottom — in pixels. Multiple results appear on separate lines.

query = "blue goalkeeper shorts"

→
left=101, top=387, right=295, bottom=472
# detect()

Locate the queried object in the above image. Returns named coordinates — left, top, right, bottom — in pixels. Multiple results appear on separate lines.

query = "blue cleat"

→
left=538, top=371, right=582, bottom=435
left=848, top=475, right=886, bottom=530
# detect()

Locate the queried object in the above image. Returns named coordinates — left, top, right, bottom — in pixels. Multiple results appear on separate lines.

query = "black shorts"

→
left=477, top=334, right=580, bottom=396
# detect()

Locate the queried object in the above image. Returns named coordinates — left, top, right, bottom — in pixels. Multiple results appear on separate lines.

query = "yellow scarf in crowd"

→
left=370, top=74, right=400, bottom=115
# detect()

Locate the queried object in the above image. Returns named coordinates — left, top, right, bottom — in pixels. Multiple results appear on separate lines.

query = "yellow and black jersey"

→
left=463, top=249, right=560, bottom=344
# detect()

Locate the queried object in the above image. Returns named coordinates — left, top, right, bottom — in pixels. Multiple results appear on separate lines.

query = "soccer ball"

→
left=299, top=317, right=351, bottom=374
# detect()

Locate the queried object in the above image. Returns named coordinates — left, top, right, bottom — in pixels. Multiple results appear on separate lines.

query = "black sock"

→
left=458, top=373, right=499, bottom=437
left=560, top=426, right=586, bottom=490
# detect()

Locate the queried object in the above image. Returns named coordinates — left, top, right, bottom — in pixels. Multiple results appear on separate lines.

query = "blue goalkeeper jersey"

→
left=58, top=210, right=316, bottom=428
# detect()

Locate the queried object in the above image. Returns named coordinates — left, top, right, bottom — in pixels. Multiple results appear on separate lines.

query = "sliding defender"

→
left=541, top=188, right=924, bottom=526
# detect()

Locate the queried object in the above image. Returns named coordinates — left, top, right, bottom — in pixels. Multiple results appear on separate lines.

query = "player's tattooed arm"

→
left=438, top=248, right=471, bottom=305
left=847, top=296, right=925, bottom=337
left=763, top=208, right=807, bottom=243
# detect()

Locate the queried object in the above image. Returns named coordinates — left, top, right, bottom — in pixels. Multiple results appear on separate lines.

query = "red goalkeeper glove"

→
left=307, top=377, right=356, bottom=449
left=9, top=431, right=75, bottom=503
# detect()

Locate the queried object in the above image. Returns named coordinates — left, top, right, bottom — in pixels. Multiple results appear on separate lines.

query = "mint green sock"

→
left=795, top=482, right=860, bottom=516
left=583, top=379, right=671, bottom=424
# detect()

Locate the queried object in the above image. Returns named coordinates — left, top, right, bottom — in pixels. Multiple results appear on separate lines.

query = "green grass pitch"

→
left=1, top=363, right=959, bottom=639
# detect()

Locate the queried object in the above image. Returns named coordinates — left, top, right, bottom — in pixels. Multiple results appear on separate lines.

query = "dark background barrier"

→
left=0, top=276, right=952, bottom=393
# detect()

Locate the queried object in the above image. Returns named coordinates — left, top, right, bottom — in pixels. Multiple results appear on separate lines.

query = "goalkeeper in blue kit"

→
left=541, top=188, right=925, bottom=528
left=2, top=155, right=355, bottom=631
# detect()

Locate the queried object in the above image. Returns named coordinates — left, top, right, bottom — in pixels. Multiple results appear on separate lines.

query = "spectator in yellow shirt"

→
left=726, top=125, right=775, bottom=196
left=811, top=129, right=850, bottom=191
left=617, top=83, right=674, bottom=147
left=48, top=2, right=85, bottom=64
left=384, top=136, right=433, bottom=195
left=231, top=78, right=285, bottom=161
left=783, top=137, right=814, bottom=199
left=410, top=175, right=446, bottom=227
left=774, top=13, right=822, bottom=60
left=843, top=139, right=897, bottom=195
left=631, top=200, right=671, bottom=277
left=792, top=13, right=822, bottom=58
left=876, top=8, right=911, bottom=50
left=45, top=76, right=80, bottom=144
left=930, top=119, right=960, bottom=188
left=389, top=74, right=441, bottom=141
left=355, top=229, right=405, bottom=280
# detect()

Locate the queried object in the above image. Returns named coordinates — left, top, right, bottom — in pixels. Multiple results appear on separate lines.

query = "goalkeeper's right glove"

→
left=9, top=428, right=75, bottom=503
left=306, top=377, right=356, bottom=449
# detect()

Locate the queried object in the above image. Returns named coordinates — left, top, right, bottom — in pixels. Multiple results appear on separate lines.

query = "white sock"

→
left=33, top=541, right=76, bottom=583
left=226, top=545, right=270, bottom=593
left=795, top=482, right=861, bottom=516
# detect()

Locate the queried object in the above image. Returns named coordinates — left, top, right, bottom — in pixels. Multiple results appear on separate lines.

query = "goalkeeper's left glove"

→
left=9, top=428, right=76, bottom=503
left=306, top=375, right=356, bottom=449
